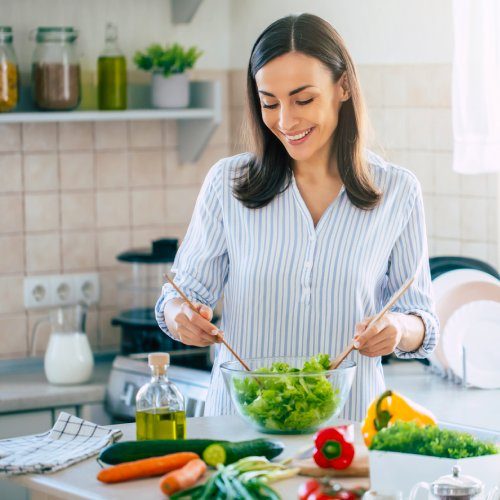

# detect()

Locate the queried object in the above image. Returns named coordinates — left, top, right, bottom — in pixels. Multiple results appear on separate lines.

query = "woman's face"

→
left=255, top=51, right=349, bottom=166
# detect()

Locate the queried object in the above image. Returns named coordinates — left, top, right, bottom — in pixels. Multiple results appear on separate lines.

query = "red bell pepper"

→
left=298, top=479, right=366, bottom=500
left=313, top=425, right=355, bottom=470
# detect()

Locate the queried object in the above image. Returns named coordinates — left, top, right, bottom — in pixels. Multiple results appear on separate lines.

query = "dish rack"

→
left=428, top=345, right=479, bottom=387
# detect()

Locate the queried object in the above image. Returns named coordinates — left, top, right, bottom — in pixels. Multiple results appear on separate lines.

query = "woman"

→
left=155, top=13, right=438, bottom=421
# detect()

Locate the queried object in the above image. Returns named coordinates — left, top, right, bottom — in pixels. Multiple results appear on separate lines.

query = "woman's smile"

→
left=281, top=126, right=315, bottom=145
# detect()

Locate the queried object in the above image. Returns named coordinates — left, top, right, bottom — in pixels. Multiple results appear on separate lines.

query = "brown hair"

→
left=233, top=13, right=381, bottom=210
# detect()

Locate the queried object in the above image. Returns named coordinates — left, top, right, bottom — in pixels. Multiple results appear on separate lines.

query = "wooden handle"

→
left=163, top=274, right=251, bottom=372
left=329, top=276, right=415, bottom=370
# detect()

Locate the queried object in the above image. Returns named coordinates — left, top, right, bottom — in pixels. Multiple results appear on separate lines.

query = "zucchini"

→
left=202, top=438, right=284, bottom=466
left=99, top=439, right=228, bottom=464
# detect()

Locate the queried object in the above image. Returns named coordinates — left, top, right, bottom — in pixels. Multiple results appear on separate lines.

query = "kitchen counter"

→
left=8, top=415, right=369, bottom=500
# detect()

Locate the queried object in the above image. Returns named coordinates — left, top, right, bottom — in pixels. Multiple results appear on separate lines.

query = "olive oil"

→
left=136, top=409, right=186, bottom=440
left=135, top=352, right=186, bottom=441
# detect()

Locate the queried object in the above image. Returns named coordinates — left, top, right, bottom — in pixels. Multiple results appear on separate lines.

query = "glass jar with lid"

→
left=31, top=27, right=81, bottom=110
left=0, top=27, right=19, bottom=112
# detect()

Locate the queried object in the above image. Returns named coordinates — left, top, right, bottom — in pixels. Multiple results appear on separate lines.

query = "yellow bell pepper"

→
left=361, top=389, right=437, bottom=446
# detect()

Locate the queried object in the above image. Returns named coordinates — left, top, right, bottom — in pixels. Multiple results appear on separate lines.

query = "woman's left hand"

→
left=353, top=313, right=405, bottom=357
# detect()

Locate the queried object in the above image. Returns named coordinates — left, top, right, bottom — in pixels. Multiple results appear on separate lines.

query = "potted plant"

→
left=134, top=42, right=202, bottom=108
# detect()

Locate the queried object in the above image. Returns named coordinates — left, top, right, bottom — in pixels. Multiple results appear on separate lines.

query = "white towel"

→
left=0, top=412, right=122, bottom=476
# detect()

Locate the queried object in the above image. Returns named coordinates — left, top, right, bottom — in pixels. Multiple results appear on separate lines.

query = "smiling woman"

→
left=156, top=13, right=439, bottom=422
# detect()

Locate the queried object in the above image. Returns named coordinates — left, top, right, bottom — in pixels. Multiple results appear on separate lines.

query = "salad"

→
left=232, top=354, right=340, bottom=432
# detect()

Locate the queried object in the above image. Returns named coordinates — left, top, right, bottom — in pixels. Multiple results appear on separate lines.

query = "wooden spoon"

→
left=163, top=274, right=252, bottom=372
left=329, top=276, right=415, bottom=370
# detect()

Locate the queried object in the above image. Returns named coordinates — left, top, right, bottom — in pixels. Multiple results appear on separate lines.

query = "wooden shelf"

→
left=0, top=80, right=221, bottom=163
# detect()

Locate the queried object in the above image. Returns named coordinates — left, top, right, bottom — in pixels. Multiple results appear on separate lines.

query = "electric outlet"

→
left=24, top=276, right=52, bottom=309
left=50, top=275, right=77, bottom=306
left=74, top=273, right=100, bottom=304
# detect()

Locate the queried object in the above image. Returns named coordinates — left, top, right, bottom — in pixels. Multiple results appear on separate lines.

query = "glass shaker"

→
left=98, top=22, right=127, bottom=110
left=31, top=27, right=81, bottom=110
left=135, top=352, right=187, bottom=440
left=0, top=27, right=19, bottom=112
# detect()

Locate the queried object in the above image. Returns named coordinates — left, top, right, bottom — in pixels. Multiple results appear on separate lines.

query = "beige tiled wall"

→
left=0, top=70, right=230, bottom=360
left=229, top=65, right=499, bottom=269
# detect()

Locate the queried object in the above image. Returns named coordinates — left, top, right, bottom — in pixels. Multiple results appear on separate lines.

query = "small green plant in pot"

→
left=134, top=43, right=202, bottom=108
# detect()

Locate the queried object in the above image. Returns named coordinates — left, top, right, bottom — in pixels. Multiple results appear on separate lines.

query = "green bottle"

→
left=97, top=22, right=126, bottom=110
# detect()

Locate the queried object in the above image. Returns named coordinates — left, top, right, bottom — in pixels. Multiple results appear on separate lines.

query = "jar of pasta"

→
left=31, top=27, right=81, bottom=110
left=0, top=27, right=19, bottom=112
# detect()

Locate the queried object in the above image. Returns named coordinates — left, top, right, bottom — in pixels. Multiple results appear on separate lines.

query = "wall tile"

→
left=461, top=198, right=488, bottom=242
left=165, top=186, right=198, bottom=225
left=99, top=268, right=122, bottom=308
left=96, top=191, right=129, bottom=228
left=487, top=244, right=498, bottom=269
left=22, top=123, right=57, bottom=151
left=405, top=151, right=434, bottom=194
left=98, top=307, right=121, bottom=348
left=25, top=233, right=60, bottom=272
left=129, top=120, right=162, bottom=148
left=487, top=198, right=497, bottom=243
left=381, top=108, right=408, bottom=149
left=95, top=151, right=128, bottom=189
left=85, top=305, right=99, bottom=348
left=25, top=193, right=59, bottom=232
left=230, top=106, right=246, bottom=148
left=432, top=108, right=453, bottom=151
left=62, top=231, right=96, bottom=271
left=28, top=310, right=51, bottom=355
left=0, top=315, right=28, bottom=357
left=129, top=150, right=163, bottom=187
left=0, top=275, right=24, bottom=314
left=486, top=173, right=498, bottom=198
left=0, top=235, right=24, bottom=274
left=131, top=189, right=165, bottom=226
left=131, top=227, right=166, bottom=247
left=0, top=153, right=22, bottom=193
left=163, top=121, right=178, bottom=148
left=229, top=69, right=246, bottom=107
left=434, top=152, right=460, bottom=196
left=58, top=122, right=93, bottom=151
left=459, top=172, right=489, bottom=197
left=381, top=65, right=408, bottom=107
left=0, top=195, right=23, bottom=233
left=23, top=153, right=59, bottom=192
left=94, top=122, right=128, bottom=150
left=209, top=108, right=230, bottom=147
left=422, top=195, right=434, bottom=238
left=165, top=150, right=199, bottom=186
left=434, top=196, right=461, bottom=239
left=461, top=241, right=489, bottom=261
left=0, top=124, right=21, bottom=152
left=61, top=192, right=95, bottom=229
left=60, top=152, right=94, bottom=190
left=433, top=238, right=461, bottom=256
left=406, top=108, right=433, bottom=150
left=97, top=229, right=130, bottom=267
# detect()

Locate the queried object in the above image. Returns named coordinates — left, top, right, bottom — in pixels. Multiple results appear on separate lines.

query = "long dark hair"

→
left=233, top=13, right=381, bottom=210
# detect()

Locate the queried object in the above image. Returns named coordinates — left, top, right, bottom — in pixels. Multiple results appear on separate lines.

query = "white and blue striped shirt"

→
left=155, top=151, right=439, bottom=421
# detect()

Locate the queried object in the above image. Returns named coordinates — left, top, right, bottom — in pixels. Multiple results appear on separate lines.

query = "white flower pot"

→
left=151, top=72, right=189, bottom=108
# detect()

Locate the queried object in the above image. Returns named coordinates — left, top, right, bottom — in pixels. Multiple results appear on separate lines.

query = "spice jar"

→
left=31, top=27, right=81, bottom=110
left=0, top=27, right=19, bottom=112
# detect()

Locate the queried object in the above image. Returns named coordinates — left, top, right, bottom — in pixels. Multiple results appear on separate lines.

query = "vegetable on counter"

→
left=97, top=452, right=199, bottom=484
left=159, top=458, right=207, bottom=496
left=369, top=421, right=499, bottom=459
left=298, top=478, right=367, bottom=500
left=170, top=456, right=299, bottom=500
left=233, top=353, right=340, bottom=432
left=99, top=439, right=230, bottom=464
left=313, top=426, right=355, bottom=470
left=202, top=438, right=284, bottom=466
left=361, top=389, right=437, bottom=446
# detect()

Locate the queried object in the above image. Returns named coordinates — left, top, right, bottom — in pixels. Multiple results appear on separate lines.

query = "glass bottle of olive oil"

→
left=135, top=352, right=186, bottom=440
left=97, top=22, right=127, bottom=110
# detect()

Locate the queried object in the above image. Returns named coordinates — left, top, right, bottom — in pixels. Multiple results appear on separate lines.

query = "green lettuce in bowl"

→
left=221, top=354, right=356, bottom=434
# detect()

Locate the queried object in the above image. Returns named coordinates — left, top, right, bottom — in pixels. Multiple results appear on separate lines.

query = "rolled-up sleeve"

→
left=155, top=161, right=229, bottom=339
left=386, top=179, right=439, bottom=359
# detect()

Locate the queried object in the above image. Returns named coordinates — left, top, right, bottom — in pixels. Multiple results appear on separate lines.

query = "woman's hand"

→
left=164, top=298, right=222, bottom=347
left=353, top=313, right=405, bottom=357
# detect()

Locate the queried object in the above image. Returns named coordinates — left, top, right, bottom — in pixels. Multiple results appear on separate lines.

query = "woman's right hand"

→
left=164, top=298, right=222, bottom=347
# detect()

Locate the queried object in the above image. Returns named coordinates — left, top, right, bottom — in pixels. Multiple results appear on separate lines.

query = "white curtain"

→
left=452, top=0, right=500, bottom=174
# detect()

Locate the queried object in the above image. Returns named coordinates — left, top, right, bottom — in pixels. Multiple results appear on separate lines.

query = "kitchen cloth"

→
left=0, top=412, right=122, bottom=476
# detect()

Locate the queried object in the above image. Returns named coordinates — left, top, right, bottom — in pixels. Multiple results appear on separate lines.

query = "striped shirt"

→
left=155, top=151, right=439, bottom=421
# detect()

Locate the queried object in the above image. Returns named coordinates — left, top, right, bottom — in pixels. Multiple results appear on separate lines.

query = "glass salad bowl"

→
left=220, top=355, right=356, bottom=434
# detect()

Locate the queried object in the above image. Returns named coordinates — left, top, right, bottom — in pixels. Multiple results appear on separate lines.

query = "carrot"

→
left=97, top=452, right=199, bottom=484
left=159, top=458, right=207, bottom=495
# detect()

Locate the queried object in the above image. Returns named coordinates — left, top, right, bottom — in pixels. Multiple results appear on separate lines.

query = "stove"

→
left=106, top=352, right=212, bottom=423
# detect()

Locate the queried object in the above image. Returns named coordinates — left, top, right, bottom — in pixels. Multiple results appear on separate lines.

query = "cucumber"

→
left=99, top=439, right=228, bottom=464
left=202, top=438, right=284, bottom=466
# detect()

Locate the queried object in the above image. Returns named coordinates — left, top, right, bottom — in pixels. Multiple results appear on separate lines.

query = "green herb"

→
left=134, top=43, right=202, bottom=77
left=233, top=354, right=340, bottom=432
left=170, top=456, right=298, bottom=500
left=369, top=421, right=499, bottom=459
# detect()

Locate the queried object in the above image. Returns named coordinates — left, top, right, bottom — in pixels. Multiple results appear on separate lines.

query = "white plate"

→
left=429, top=270, right=499, bottom=373
left=442, top=300, right=500, bottom=388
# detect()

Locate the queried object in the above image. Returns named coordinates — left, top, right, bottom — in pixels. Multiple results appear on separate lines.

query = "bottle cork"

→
left=148, top=352, right=170, bottom=369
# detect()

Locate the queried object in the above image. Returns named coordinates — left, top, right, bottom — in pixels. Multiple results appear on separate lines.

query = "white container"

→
left=369, top=451, right=500, bottom=496
left=151, top=72, right=189, bottom=108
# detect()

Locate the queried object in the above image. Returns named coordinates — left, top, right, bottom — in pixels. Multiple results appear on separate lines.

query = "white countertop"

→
left=9, top=415, right=369, bottom=500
